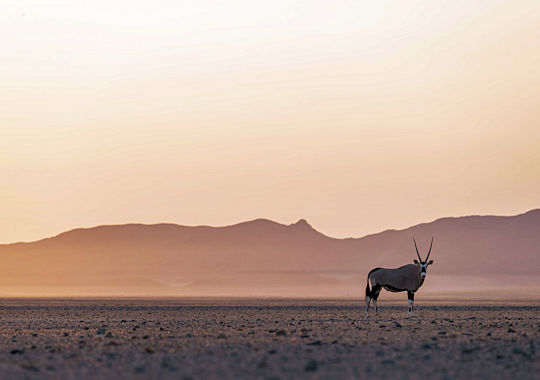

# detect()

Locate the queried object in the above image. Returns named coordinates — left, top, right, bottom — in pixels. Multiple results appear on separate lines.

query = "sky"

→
left=1, top=0, right=539, bottom=243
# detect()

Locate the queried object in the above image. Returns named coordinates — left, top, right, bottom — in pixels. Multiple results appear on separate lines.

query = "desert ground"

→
left=0, top=298, right=537, bottom=379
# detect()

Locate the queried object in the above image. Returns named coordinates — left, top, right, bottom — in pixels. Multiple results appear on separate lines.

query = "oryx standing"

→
left=365, top=237, right=434, bottom=317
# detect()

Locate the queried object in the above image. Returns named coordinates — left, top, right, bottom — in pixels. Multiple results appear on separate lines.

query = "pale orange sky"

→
left=1, top=0, right=539, bottom=243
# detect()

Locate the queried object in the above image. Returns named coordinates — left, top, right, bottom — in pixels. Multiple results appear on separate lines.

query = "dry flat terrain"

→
left=0, top=299, right=537, bottom=379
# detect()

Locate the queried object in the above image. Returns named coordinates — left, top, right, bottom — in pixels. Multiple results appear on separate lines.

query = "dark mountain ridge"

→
left=0, top=210, right=538, bottom=297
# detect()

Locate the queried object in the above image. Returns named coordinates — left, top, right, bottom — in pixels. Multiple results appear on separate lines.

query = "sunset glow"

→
left=1, top=0, right=539, bottom=243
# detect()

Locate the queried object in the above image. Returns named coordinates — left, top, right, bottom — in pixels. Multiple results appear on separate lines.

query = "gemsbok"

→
left=365, top=237, right=434, bottom=317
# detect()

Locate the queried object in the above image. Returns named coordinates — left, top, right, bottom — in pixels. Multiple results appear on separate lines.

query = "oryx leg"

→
left=407, top=291, right=415, bottom=317
left=371, top=285, right=382, bottom=314
left=365, top=286, right=371, bottom=317
left=366, top=284, right=382, bottom=317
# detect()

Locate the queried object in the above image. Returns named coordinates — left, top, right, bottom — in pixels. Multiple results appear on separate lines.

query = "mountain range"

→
left=0, top=210, right=538, bottom=298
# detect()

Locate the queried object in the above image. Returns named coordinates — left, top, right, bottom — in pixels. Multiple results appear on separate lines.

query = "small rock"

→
left=275, top=330, right=287, bottom=336
left=461, top=346, right=478, bottom=354
left=21, top=365, right=39, bottom=372
left=305, top=360, right=318, bottom=372
left=307, top=340, right=322, bottom=346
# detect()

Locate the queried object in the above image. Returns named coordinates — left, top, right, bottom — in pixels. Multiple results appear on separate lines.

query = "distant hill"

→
left=0, top=210, right=538, bottom=298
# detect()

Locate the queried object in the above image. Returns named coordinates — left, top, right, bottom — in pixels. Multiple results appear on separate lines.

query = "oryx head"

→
left=413, top=237, right=434, bottom=279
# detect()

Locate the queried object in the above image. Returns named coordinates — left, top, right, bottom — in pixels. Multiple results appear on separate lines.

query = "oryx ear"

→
left=413, top=259, right=419, bottom=264
left=428, top=260, right=433, bottom=265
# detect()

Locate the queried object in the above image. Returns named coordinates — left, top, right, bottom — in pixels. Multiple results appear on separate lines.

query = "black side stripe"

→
left=382, top=284, right=407, bottom=292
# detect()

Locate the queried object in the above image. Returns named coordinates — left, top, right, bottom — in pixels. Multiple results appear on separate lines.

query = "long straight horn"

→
left=413, top=238, right=422, bottom=261
left=426, top=237, right=434, bottom=261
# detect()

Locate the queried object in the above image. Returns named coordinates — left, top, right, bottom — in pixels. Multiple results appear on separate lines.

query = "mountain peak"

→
left=0, top=210, right=538, bottom=297
left=289, top=218, right=314, bottom=230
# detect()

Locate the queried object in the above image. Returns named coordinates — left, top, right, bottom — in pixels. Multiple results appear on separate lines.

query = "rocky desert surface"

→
left=0, top=299, right=537, bottom=379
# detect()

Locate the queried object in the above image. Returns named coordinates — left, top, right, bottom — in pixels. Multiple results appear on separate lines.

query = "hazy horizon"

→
left=1, top=209, right=538, bottom=299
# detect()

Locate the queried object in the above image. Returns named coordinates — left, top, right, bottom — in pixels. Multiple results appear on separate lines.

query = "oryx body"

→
left=365, top=238, right=434, bottom=317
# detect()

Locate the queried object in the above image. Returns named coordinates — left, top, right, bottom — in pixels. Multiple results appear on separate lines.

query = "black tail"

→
left=366, top=268, right=381, bottom=297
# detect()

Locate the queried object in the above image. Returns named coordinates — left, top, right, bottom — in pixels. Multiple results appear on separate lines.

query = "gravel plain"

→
left=0, top=298, right=537, bottom=379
